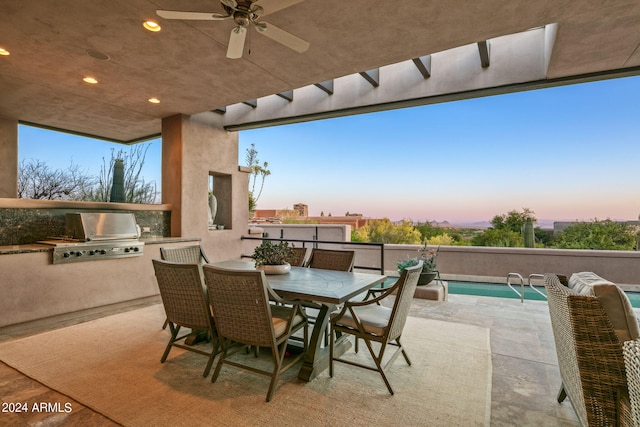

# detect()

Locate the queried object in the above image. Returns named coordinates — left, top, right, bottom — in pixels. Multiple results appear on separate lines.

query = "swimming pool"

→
left=382, top=278, right=640, bottom=308
left=447, top=280, right=640, bottom=308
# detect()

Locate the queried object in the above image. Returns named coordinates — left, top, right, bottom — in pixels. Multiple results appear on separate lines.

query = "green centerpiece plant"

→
left=252, top=241, right=294, bottom=274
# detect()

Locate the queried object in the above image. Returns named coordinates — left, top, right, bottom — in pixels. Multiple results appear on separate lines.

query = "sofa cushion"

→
left=568, top=272, right=640, bottom=341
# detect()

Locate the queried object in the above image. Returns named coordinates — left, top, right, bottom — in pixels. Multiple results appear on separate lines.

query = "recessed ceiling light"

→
left=148, top=98, right=160, bottom=104
left=143, top=20, right=161, bottom=32
left=0, top=48, right=9, bottom=56
left=83, top=77, right=98, bottom=84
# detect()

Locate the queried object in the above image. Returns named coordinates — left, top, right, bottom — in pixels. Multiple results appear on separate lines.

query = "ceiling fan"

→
left=156, top=0, right=310, bottom=59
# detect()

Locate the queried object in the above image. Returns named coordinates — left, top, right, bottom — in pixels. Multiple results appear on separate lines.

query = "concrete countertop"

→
left=0, top=237, right=201, bottom=255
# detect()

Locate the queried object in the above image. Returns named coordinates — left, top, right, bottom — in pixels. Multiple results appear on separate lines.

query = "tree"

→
left=353, top=219, right=422, bottom=244
left=245, top=143, right=270, bottom=209
left=17, top=159, right=94, bottom=200
left=472, top=208, right=537, bottom=247
left=414, top=221, right=439, bottom=242
left=554, top=219, right=637, bottom=250
left=78, top=144, right=157, bottom=204
left=491, top=208, right=536, bottom=232
left=471, top=228, right=523, bottom=247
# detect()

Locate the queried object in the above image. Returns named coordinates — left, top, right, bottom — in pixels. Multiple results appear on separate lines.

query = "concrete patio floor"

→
left=0, top=293, right=591, bottom=426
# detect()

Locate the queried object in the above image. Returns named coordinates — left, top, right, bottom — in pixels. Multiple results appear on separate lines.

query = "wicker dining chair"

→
left=329, top=261, right=422, bottom=395
left=303, top=248, right=355, bottom=345
left=285, top=246, right=308, bottom=267
left=622, top=339, right=640, bottom=426
left=160, top=244, right=210, bottom=264
left=306, top=248, right=355, bottom=272
left=152, top=259, right=218, bottom=377
left=202, top=265, right=308, bottom=402
left=544, top=272, right=635, bottom=426
left=160, top=245, right=211, bottom=330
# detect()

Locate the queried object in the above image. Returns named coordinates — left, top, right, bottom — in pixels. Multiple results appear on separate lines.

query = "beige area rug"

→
left=0, top=304, right=491, bottom=426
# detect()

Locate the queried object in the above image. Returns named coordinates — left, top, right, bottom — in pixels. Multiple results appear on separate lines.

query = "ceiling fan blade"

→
left=258, top=0, right=304, bottom=16
left=221, top=0, right=238, bottom=9
left=226, top=26, right=247, bottom=59
left=256, top=22, right=309, bottom=53
left=156, top=10, right=229, bottom=20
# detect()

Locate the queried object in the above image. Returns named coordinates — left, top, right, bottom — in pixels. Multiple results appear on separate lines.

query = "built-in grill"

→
left=39, top=213, right=144, bottom=264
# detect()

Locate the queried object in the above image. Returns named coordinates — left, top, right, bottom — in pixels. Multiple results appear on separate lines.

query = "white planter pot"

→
left=259, top=263, right=291, bottom=275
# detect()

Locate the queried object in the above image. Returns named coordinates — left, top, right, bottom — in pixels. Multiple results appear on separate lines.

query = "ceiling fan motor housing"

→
left=233, top=11, right=251, bottom=26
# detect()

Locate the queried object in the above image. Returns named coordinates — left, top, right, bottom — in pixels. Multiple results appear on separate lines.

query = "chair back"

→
left=623, top=339, right=640, bottom=427
left=286, top=247, right=307, bottom=267
left=307, top=248, right=355, bottom=272
left=387, top=261, right=423, bottom=341
left=160, top=245, right=210, bottom=264
left=203, top=266, right=276, bottom=348
left=152, top=259, right=211, bottom=330
left=544, top=272, right=627, bottom=426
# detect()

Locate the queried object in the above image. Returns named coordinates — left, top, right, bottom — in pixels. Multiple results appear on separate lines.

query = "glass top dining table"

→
left=209, top=260, right=387, bottom=381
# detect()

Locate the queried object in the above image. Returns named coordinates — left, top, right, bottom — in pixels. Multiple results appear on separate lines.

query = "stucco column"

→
left=160, top=112, right=246, bottom=262
left=0, top=118, right=18, bottom=198
left=161, top=114, right=185, bottom=237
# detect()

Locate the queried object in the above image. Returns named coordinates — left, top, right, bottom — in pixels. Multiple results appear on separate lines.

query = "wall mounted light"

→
left=148, top=98, right=160, bottom=104
left=0, top=48, right=10, bottom=56
left=83, top=76, right=98, bottom=84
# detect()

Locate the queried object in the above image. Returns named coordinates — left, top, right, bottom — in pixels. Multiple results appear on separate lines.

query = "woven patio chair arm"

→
left=267, top=287, right=308, bottom=320
left=347, top=283, right=398, bottom=308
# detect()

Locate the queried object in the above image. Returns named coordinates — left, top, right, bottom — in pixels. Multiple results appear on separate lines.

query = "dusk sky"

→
left=19, top=75, right=640, bottom=225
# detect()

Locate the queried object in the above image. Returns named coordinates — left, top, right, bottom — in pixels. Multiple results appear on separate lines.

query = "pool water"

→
left=383, top=278, right=640, bottom=308
left=447, top=280, right=640, bottom=308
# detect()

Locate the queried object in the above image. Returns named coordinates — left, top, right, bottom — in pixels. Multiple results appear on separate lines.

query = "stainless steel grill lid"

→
left=65, top=213, right=140, bottom=241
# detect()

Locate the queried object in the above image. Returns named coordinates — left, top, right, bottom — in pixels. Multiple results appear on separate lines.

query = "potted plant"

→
left=396, top=243, right=439, bottom=285
left=252, top=240, right=295, bottom=275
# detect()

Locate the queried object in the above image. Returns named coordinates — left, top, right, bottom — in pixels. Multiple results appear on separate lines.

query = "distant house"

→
left=252, top=203, right=368, bottom=229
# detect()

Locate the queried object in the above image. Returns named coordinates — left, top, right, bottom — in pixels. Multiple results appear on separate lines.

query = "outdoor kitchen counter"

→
left=0, top=237, right=206, bottom=329
left=140, top=237, right=200, bottom=245
left=0, top=244, right=52, bottom=255
left=0, top=237, right=200, bottom=256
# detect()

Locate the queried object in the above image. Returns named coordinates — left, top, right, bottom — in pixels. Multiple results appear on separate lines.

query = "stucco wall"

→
left=184, top=113, right=249, bottom=262
left=0, top=113, right=248, bottom=328
left=0, top=118, right=18, bottom=198
left=239, top=224, right=640, bottom=288
left=0, top=241, right=194, bottom=328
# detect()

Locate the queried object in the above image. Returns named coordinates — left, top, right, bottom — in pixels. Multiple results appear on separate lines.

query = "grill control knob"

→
left=63, top=252, right=71, bottom=258
left=100, top=249, right=107, bottom=255
left=133, top=246, right=140, bottom=252
left=89, top=250, right=95, bottom=255
left=75, top=251, right=83, bottom=257
left=124, top=247, right=130, bottom=253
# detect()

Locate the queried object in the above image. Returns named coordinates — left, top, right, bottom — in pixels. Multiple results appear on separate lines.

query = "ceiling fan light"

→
left=143, top=20, right=161, bottom=32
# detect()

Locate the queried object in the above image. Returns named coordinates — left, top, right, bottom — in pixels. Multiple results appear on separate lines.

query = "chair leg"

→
left=363, top=338, right=394, bottom=395
left=557, top=384, right=567, bottom=403
left=162, top=317, right=169, bottom=330
left=161, top=323, right=180, bottom=363
left=266, top=342, right=287, bottom=402
left=396, top=337, right=411, bottom=365
left=203, top=338, right=219, bottom=377
left=329, top=325, right=334, bottom=377
left=211, top=339, right=230, bottom=383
